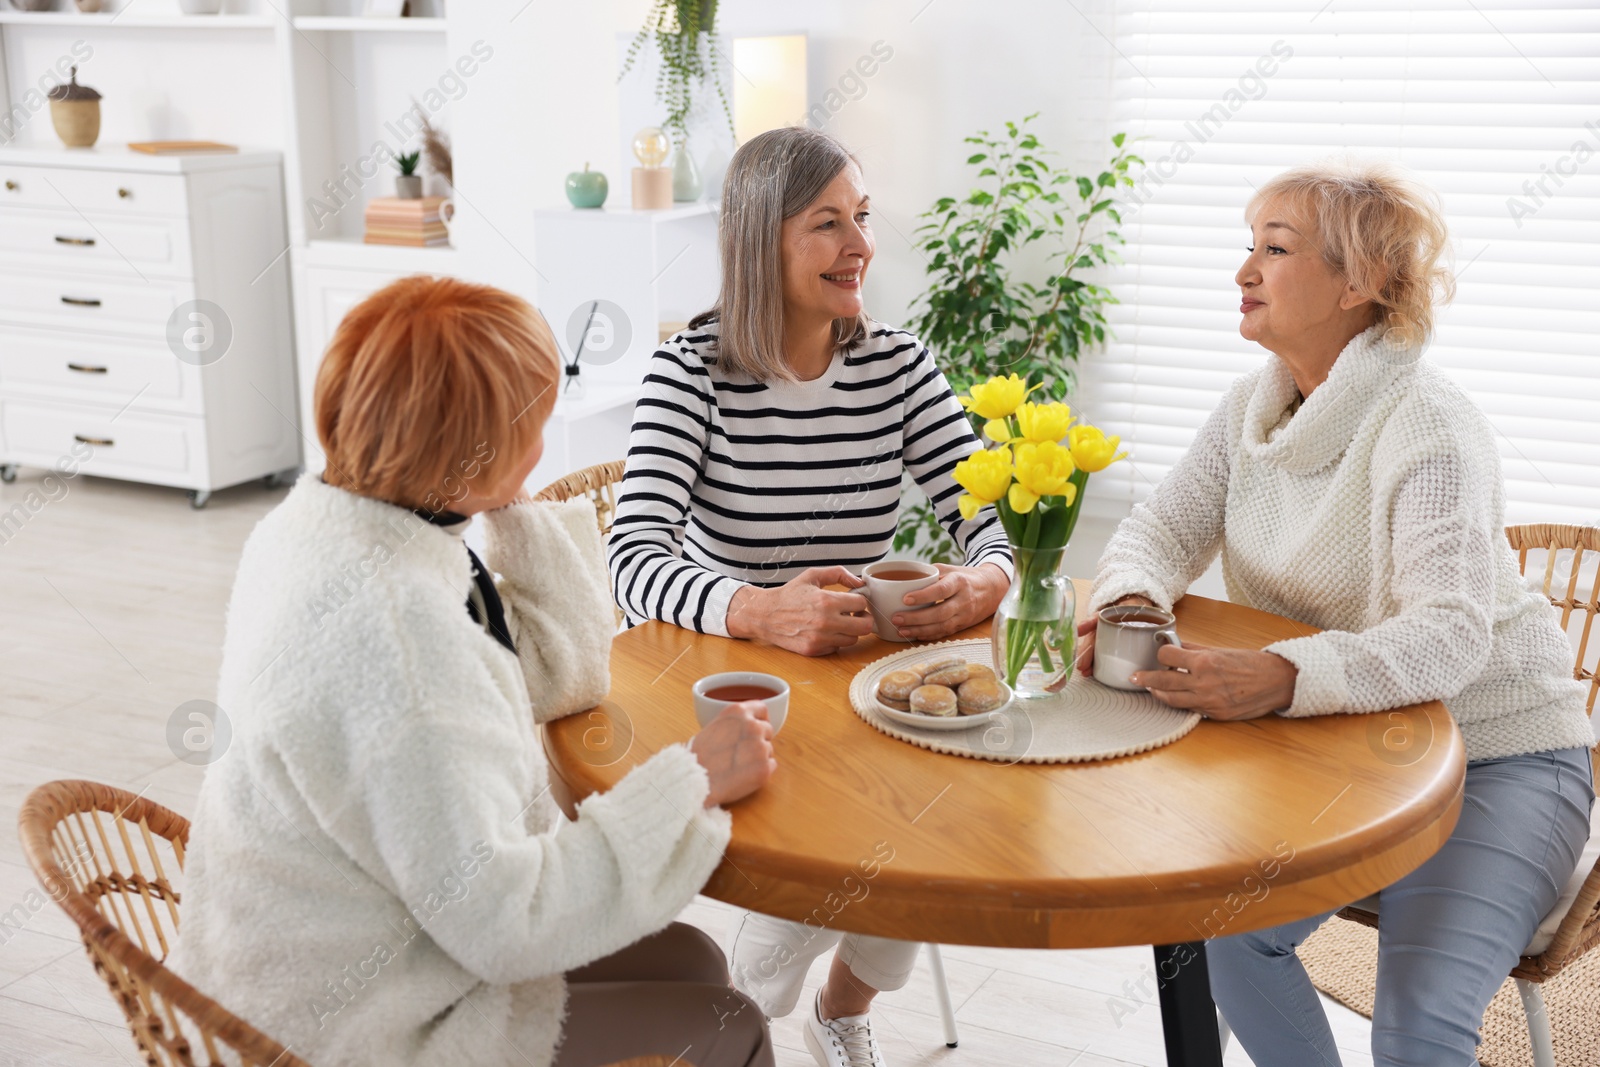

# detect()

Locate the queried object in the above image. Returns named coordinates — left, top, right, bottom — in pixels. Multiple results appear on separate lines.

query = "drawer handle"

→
left=4, top=180, right=17, bottom=192
left=61, top=296, right=102, bottom=307
left=74, top=435, right=114, bottom=447
left=118, top=188, right=132, bottom=199
left=67, top=362, right=109, bottom=374
left=55, top=235, right=96, bottom=247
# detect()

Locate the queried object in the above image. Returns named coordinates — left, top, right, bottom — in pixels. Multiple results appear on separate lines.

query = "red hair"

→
left=314, top=275, right=560, bottom=510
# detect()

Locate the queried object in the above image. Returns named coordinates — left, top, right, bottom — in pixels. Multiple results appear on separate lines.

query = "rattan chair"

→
left=534, top=459, right=627, bottom=538
left=18, top=779, right=310, bottom=1066
left=1222, top=524, right=1600, bottom=1067
left=18, top=779, right=692, bottom=1067
left=534, top=460, right=627, bottom=629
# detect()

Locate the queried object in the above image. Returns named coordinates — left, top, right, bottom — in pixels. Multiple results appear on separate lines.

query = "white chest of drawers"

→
left=0, top=146, right=300, bottom=507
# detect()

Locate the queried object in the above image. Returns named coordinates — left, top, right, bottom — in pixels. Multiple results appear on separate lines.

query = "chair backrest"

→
left=1506, top=523, right=1600, bottom=718
left=17, top=779, right=311, bottom=1067
left=534, top=459, right=627, bottom=539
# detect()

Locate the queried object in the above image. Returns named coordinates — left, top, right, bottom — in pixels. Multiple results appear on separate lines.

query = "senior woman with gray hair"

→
left=1078, top=162, right=1595, bottom=1065
left=607, top=127, right=1012, bottom=1067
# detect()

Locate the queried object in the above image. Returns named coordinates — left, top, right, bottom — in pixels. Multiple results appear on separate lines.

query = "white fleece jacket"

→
left=1091, top=325, right=1594, bottom=762
left=169, top=476, right=731, bottom=1067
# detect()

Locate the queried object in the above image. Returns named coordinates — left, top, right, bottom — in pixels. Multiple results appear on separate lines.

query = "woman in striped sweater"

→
left=606, top=128, right=1013, bottom=1066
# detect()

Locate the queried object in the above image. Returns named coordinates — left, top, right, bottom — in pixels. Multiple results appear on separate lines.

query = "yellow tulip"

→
left=1007, top=484, right=1040, bottom=513
left=960, top=374, right=1032, bottom=420
left=1014, top=401, right=1075, bottom=444
left=1068, top=424, right=1127, bottom=473
left=952, top=446, right=1013, bottom=507
left=958, top=493, right=984, bottom=521
left=1011, top=441, right=1076, bottom=514
left=982, top=419, right=1013, bottom=444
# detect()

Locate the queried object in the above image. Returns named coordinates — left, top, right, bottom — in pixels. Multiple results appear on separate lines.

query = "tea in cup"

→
left=861, top=560, right=940, bottom=642
left=1094, top=605, right=1182, bottom=691
left=692, top=671, right=789, bottom=733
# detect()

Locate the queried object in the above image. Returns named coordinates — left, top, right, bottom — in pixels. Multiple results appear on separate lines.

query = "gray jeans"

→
left=1209, top=745, right=1595, bottom=1067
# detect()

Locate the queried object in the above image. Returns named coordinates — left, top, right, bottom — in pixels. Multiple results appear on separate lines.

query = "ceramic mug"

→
left=438, top=197, right=456, bottom=243
left=861, top=560, right=940, bottom=642
left=692, top=671, right=789, bottom=734
left=1094, top=604, right=1183, bottom=690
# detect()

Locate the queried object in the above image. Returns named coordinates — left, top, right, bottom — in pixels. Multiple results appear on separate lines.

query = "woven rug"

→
left=1300, top=918, right=1600, bottom=1066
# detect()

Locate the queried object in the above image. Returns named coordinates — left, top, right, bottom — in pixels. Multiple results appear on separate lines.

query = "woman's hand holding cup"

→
left=726, top=566, right=873, bottom=656
left=688, top=702, right=777, bottom=808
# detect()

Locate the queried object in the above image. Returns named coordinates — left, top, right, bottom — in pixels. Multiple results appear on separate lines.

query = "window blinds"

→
left=1083, top=0, right=1600, bottom=527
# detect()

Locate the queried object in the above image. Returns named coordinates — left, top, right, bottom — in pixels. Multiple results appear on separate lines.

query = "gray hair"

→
left=689, top=127, right=871, bottom=381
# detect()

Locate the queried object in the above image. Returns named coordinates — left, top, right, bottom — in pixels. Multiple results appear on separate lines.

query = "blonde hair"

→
left=689, top=126, right=870, bottom=381
left=1248, top=161, right=1456, bottom=350
left=314, top=275, right=560, bottom=511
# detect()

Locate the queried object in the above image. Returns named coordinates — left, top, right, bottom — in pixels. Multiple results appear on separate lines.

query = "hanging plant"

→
left=620, top=0, right=735, bottom=144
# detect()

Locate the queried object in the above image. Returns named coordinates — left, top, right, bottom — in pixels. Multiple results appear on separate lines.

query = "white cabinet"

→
left=0, top=146, right=300, bottom=507
left=531, top=203, right=720, bottom=393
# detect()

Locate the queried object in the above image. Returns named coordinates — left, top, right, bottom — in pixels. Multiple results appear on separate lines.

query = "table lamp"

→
left=631, top=126, right=673, bottom=211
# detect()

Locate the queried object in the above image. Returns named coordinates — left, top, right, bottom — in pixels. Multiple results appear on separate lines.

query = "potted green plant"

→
left=894, top=117, right=1140, bottom=562
left=620, top=0, right=734, bottom=202
left=394, top=151, right=423, bottom=199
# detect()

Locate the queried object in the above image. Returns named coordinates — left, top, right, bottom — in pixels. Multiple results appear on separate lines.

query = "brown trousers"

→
left=554, top=922, right=775, bottom=1067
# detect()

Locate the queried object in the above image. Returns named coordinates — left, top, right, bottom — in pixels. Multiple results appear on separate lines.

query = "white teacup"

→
left=1094, top=604, right=1183, bottom=690
left=861, top=560, right=940, bottom=642
left=692, top=671, right=789, bottom=734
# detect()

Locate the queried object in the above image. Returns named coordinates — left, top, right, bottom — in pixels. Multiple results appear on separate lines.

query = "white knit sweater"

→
left=170, top=477, right=732, bottom=1067
left=1092, top=325, right=1594, bottom=762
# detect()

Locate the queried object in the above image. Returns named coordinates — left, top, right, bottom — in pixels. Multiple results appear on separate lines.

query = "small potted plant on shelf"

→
left=394, top=151, right=423, bottom=199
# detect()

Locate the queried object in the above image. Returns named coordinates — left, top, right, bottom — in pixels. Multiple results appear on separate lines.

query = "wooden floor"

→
left=0, top=471, right=1376, bottom=1067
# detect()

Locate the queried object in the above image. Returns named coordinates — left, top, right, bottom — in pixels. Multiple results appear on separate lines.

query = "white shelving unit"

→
left=0, top=0, right=728, bottom=496
left=0, top=12, right=275, bottom=28
left=291, top=16, right=445, bottom=32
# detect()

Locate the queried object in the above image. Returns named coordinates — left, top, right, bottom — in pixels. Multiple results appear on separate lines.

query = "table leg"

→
left=1153, top=942, right=1223, bottom=1067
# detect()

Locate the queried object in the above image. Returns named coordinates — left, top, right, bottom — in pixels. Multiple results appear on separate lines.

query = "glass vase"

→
left=992, top=546, right=1076, bottom=698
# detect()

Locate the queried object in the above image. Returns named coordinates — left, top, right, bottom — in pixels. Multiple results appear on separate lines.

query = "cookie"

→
left=957, top=676, right=1006, bottom=715
left=909, top=684, right=959, bottom=717
left=965, top=664, right=997, bottom=683
left=908, top=656, right=963, bottom=680
left=877, top=670, right=921, bottom=711
left=924, top=663, right=975, bottom=688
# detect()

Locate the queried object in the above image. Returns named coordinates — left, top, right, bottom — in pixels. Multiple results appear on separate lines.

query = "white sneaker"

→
left=803, top=990, right=887, bottom=1067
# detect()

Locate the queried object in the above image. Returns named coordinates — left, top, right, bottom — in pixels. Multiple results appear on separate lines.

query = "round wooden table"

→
left=544, top=583, right=1465, bottom=1066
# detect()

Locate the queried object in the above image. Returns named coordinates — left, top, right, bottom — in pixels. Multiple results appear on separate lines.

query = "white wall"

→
left=448, top=0, right=1118, bottom=327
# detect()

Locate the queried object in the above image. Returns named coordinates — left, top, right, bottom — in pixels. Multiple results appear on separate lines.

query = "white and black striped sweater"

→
left=606, top=320, right=1014, bottom=636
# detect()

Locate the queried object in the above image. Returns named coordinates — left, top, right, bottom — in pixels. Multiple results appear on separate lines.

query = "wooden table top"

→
left=543, top=582, right=1466, bottom=949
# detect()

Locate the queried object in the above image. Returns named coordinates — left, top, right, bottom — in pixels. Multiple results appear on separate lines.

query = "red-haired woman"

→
left=170, top=276, right=778, bottom=1067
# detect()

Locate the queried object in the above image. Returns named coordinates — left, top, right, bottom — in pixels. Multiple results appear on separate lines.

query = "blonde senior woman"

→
left=607, top=126, right=1012, bottom=1066
left=171, top=277, right=778, bottom=1067
left=1078, top=163, right=1594, bottom=1065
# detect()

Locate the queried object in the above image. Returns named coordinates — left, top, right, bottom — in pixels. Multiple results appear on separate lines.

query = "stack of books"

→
left=363, top=197, right=450, bottom=247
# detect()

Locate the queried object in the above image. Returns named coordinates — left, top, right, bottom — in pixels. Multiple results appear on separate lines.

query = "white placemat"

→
left=847, top=639, right=1202, bottom=764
